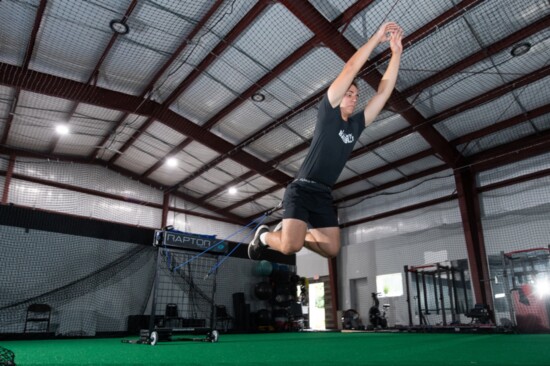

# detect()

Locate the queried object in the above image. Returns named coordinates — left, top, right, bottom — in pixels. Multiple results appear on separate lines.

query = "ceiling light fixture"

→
left=55, top=124, right=69, bottom=135
left=510, top=42, right=531, bottom=57
left=228, top=187, right=237, bottom=195
left=251, top=92, right=265, bottom=102
left=110, top=19, right=129, bottom=35
left=166, top=157, right=178, bottom=167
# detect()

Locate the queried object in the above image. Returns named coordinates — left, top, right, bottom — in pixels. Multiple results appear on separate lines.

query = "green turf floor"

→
left=2, top=332, right=550, bottom=365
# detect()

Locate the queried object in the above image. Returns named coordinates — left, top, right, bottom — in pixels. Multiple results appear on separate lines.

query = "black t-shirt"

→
left=296, top=93, right=366, bottom=187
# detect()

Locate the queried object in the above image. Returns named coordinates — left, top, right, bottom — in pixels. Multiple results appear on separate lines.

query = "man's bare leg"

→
left=305, top=226, right=341, bottom=258
left=265, top=219, right=341, bottom=258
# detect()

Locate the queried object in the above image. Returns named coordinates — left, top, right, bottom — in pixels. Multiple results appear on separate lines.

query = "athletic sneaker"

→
left=248, top=224, right=269, bottom=260
left=273, top=221, right=283, bottom=232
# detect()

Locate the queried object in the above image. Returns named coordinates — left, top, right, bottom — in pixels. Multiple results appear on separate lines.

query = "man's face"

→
left=340, top=85, right=358, bottom=114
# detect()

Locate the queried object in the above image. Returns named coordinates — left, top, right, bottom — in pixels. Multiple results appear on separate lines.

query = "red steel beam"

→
left=1, top=0, right=48, bottom=146
left=142, top=0, right=377, bottom=179
left=89, top=0, right=225, bottom=160
left=340, top=194, right=457, bottom=228
left=141, top=37, right=320, bottom=178
left=452, top=104, right=550, bottom=146
left=0, top=169, right=240, bottom=224
left=402, top=14, right=550, bottom=98
left=468, top=128, right=550, bottom=172
left=48, top=0, right=139, bottom=154
left=1, top=155, right=16, bottom=204
left=334, top=164, right=449, bottom=205
left=227, top=148, right=434, bottom=217
left=225, top=0, right=499, bottom=215
left=282, top=1, right=461, bottom=162
left=109, top=0, right=271, bottom=165
left=0, top=62, right=293, bottom=186
left=334, top=149, right=435, bottom=190
left=212, top=62, right=549, bottom=216
left=0, top=62, right=157, bottom=115
left=454, top=168, right=493, bottom=310
left=199, top=141, right=311, bottom=203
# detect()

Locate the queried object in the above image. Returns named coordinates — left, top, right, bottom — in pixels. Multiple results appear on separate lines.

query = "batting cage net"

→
left=0, top=346, right=15, bottom=366
left=0, top=218, right=156, bottom=336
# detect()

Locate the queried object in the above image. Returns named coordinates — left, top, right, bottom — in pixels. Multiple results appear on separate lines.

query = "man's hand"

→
left=374, top=22, right=400, bottom=44
left=390, top=27, right=403, bottom=55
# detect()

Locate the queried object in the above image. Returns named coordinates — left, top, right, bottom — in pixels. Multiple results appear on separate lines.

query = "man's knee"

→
left=321, top=244, right=340, bottom=258
left=279, top=240, right=304, bottom=255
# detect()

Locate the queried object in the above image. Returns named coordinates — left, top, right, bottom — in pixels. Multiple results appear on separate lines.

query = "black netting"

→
left=151, top=247, right=219, bottom=330
left=0, top=346, right=15, bottom=366
left=0, top=225, right=156, bottom=336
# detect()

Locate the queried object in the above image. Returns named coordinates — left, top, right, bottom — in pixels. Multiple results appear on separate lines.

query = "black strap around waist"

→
left=292, top=178, right=331, bottom=190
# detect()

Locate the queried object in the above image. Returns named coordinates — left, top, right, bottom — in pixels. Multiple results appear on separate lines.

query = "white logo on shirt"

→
left=339, top=129, right=354, bottom=144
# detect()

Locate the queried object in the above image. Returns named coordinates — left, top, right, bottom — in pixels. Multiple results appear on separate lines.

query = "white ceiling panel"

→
left=278, top=150, right=308, bottom=177
left=458, top=119, right=541, bottom=157
left=53, top=134, right=103, bottom=156
left=229, top=197, right=280, bottom=219
left=272, top=47, right=343, bottom=104
left=244, top=107, right=316, bottom=161
left=358, top=111, right=410, bottom=146
left=31, top=0, right=128, bottom=83
left=146, top=121, right=186, bottom=150
left=333, top=180, right=375, bottom=201
left=0, top=86, right=15, bottom=121
left=184, top=173, right=226, bottom=197
left=115, top=145, right=160, bottom=175
left=233, top=3, right=313, bottom=69
left=466, top=0, right=550, bottom=46
left=217, top=158, right=250, bottom=178
left=344, top=0, right=456, bottom=58
left=342, top=152, right=387, bottom=181
left=391, top=16, right=481, bottom=91
left=398, top=155, right=444, bottom=176
left=170, top=73, right=237, bottom=124
left=182, top=141, right=220, bottom=168
left=8, top=91, right=73, bottom=151
left=95, top=114, right=149, bottom=161
left=152, top=1, right=257, bottom=100
left=215, top=98, right=288, bottom=145
left=367, top=169, right=407, bottom=187
left=148, top=163, right=190, bottom=187
left=373, top=133, right=431, bottom=163
left=0, top=0, right=37, bottom=66
left=435, top=94, right=523, bottom=141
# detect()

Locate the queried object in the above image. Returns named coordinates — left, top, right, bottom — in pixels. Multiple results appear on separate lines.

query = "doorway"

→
left=308, top=282, right=325, bottom=330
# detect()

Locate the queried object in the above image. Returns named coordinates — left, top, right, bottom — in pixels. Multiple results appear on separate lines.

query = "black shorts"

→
left=282, top=179, right=338, bottom=228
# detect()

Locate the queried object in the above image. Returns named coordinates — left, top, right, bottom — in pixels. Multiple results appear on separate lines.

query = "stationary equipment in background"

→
left=124, top=229, right=227, bottom=345
left=368, top=293, right=388, bottom=330
left=24, top=304, right=51, bottom=333
left=501, top=247, right=550, bottom=333
left=404, top=260, right=475, bottom=329
left=252, top=261, right=303, bottom=331
left=342, top=309, right=364, bottom=330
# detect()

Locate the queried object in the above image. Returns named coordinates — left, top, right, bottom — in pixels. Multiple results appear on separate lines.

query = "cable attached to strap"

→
left=205, top=201, right=283, bottom=278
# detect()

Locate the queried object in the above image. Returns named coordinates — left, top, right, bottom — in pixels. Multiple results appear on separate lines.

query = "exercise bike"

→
left=368, top=292, right=389, bottom=329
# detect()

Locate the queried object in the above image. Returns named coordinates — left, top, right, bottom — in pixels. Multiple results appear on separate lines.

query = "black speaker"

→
left=233, top=292, right=246, bottom=332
